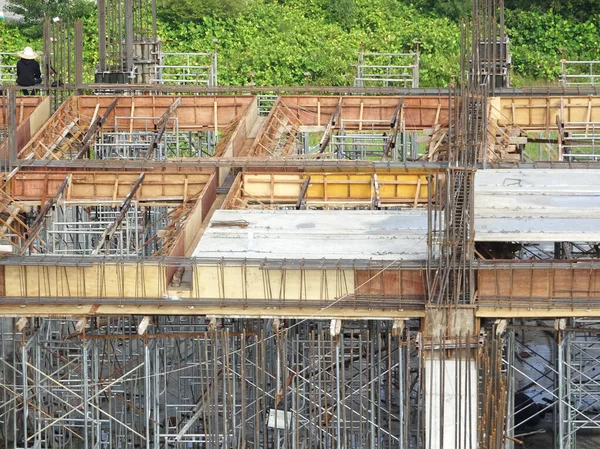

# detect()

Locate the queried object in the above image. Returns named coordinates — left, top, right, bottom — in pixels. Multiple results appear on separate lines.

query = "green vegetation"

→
left=2, top=0, right=600, bottom=87
left=156, top=0, right=248, bottom=23
left=4, top=0, right=94, bottom=38
left=157, top=0, right=461, bottom=86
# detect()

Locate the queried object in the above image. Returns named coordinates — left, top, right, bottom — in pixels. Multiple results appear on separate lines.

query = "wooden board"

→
left=10, top=170, right=214, bottom=203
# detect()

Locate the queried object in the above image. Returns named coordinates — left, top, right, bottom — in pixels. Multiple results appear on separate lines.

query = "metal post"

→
left=74, top=20, right=84, bottom=91
left=212, top=40, right=218, bottom=87
left=151, top=0, right=157, bottom=41
left=124, top=0, right=134, bottom=76
left=335, top=338, right=342, bottom=449
left=505, top=326, right=515, bottom=449
left=7, top=87, right=17, bottom=169
left=83, top=338, right=90, bottom=449
left=369, top=323, right=376, bottom=449
left=43, top=20, right=51, bottom=91
left=21, top=334, right=28, bottom=448
left=558, top=329, right=566, bottom=449
left=144, top=340, right=151, bottom=449
left=98, top=0, right=106, bottom=73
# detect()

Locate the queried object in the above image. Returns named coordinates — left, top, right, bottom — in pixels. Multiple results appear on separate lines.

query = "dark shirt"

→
left=16, top=59, right=41, bottom=87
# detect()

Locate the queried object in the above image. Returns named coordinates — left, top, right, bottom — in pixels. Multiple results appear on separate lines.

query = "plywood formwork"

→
left=0, top=167, right=218, bottom=260
left=0, top=96, right=51, bottom=158
left=246, top=95, right=450, bottom=158
left=477, top=261, right=600, bottom=315
left=8, top=257, right=600, bottom=317
left=279, top=95, right=450, bottom=130
left=0, top=258, right=428, bottom=317
left=77, top=95, right=255, bottom=131
left=224, top=171, right=439, bottom=209
left=494, top=96, right=600, bottom=131
left=9, top=169, right=214, bottom=205
left=17, top=95, right=257, bottom=160
left=474, top=169, right=600, bottom=242
left=0, top=96, right=47, bottom=128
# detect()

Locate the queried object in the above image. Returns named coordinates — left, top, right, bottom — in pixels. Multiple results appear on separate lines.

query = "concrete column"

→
left=423, top=308, right=478, bottom=449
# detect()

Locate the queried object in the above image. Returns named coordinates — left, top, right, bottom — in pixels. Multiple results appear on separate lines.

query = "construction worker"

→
left=15, top=46, right=42, bottom=95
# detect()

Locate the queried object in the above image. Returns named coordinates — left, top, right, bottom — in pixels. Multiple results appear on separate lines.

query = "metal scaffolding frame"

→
left=558, top=121, right=600, bottom=161
left=0, top=317, right=423, bottom=449
left=501, top=320, right=600, bottom=449
left=42, top=201, right=168, bottom=257
left=558, top=320, right=600, bottom=449
left=152, top=51, right=218, bottom=87
left=560, top=60, right=600, bottom=87
left=330, top=123, right=411, bottom=162
left=354, top=51, right=420, bottom=88
left=0, top=53, right=18, bottom=85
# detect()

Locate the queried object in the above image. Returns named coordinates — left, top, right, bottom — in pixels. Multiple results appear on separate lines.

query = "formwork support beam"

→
left=317, top=97, right=342, bottom=154
left=382, top=98, right=404, bottom=161
left=91, top=173, right=145, bottom=255
left=146, top=98, right=182, bottom=160
left=75, top=98, right=118, bottom=159
left=19, top=174, right=71, bottom=255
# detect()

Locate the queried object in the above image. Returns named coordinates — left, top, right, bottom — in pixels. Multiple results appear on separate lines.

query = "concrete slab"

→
left=475, top=169, right=600, bottom=242
left=192, top=209, right=430, bottom=261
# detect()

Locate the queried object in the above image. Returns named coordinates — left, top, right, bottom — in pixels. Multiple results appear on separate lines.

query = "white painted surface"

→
left=425, top=359, right=477, bottom=449
left=475, top=169, right=600, bottom=241
left=193, top=209, right=429, bottom=261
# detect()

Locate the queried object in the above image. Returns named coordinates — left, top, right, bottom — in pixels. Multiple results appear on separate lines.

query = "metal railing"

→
left=152, top=52, right=217, bottom=86
left=559, top=122, right=600, bottom=161
left=257, top=94, right=277, bottom=116
left=354, top=52, right=419, bottom=88
left=0, top=52, right=19, bottom=84
left=560, top=60, right=600, bottom=87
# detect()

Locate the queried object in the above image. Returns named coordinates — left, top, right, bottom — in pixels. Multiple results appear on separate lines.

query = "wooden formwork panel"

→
left=0, top=96, right=45, bottom=126
left=0, top=96, right=51, bottom=159
left=355, top=269, right=427, bottom=300
left=77, top=95, right=255, bottom=131
left=280, top=96, right=449, bottom=130
left=10, top=170, right=214, bottom=203
left=17, top=95, right=256, bottom=160
left=226, top=171, right=437, bottom=208
left=495, top=96, right=600, bottom=131
left=4, top=263, right=167, bottom=299
left=1, top=260, right=427, bottom=313
left=478, top=266, right=600, bottom=302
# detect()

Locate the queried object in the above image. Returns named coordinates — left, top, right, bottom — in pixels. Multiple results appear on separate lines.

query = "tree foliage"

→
left=6, top=0, right=95, bottom=37
left=504, top=0, right=600, bottom=23
left=3, top=0, right=600, bottom=86
left=158, top=0, right=460, bottom=86
left=328, top=0, right=356, bottom=29
left=408, top=0, right=471, bottom=21
left=506, top=10, right=600, bottom=80
left=156, top=0, right=247, bottom=22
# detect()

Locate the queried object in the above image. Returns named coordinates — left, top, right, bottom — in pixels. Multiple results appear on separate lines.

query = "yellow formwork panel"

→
left=307, top=173, right=373, bottom=200
left=242, top=174, right=302, bottom=200
left=239, top=171, right=438, bottom=204
left=495, top=96, right=600, bottom=130
left=377, top=173, right=431, bottom=202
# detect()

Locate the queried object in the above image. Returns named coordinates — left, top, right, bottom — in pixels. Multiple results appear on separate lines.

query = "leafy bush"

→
left=4, top=0, right=600, bottom=87
left=506, top=10, right=600, bottom=80
left=159, top=0, right=460, bottom=86
left=0, top=20, right=41, bottom=53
